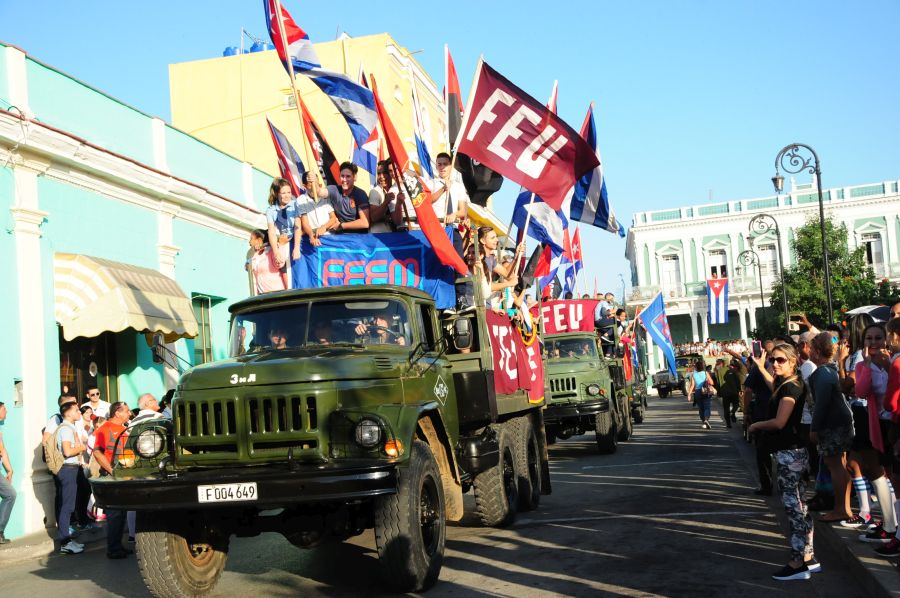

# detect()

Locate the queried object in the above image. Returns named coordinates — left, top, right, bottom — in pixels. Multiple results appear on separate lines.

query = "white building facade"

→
left=625, top=178, right=900, bottom=374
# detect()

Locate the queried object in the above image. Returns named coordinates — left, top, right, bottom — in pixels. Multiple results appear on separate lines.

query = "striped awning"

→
left=54, top=253, right=198, bottom=342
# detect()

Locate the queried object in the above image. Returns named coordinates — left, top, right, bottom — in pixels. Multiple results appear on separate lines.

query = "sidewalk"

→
left=0, top=524, right=106, bottom=566
left=716, top=396, right=900, bottom=596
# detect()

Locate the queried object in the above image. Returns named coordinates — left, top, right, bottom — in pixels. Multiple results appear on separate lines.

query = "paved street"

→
left=0, top=396, right=865, bottom=597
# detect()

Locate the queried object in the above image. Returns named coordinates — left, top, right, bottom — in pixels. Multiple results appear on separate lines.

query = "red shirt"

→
left=93, top=421, right=127, bottom=461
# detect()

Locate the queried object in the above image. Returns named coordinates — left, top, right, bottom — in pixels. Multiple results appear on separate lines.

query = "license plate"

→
left=197, top=482, right=258, bottom=503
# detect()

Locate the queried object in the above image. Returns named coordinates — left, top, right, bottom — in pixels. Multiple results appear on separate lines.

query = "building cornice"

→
left=0, top=111, right=264, bottom=238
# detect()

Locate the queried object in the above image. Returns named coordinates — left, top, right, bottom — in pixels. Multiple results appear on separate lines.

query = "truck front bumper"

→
left=543, top=398, right=608, bottom=424
left=90, top=461, right=398, bottom=511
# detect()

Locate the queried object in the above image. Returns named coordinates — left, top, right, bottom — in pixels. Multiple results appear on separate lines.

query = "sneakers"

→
left=839, top=515, right=868, bottom=528
left=0, top=532, right=9, bottom=545
left=701, top=421, right=710, bottom=429
left=860, top=526, right=894, bottom=544
left=875, top=537, right=900, bottom=557
left=771, top=563, right=811, bottom=581
left=60, top=540, right=84, bottom=554
left=804, top=557, right=822, bottom=573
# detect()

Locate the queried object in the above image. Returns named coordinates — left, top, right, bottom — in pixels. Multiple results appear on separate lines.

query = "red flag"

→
left=370, top=76, right=469, bottom=276
left=297, top=94, right=340, bottom=186
left=444, top=45, right=464, bottom=148
left=572, top=226, right=583, bottom=271
left=456, top=61, right=599, bottom=211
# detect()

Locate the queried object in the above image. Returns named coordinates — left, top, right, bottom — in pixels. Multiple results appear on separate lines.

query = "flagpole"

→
left=448, top=55, right=484, bottom=176
left=273, top=0, right=319, bottom=198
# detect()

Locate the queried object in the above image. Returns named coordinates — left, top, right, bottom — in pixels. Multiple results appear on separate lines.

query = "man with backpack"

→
left=54, top=401, right=86, bottom=554
left=42, top=394, right=75, bottom=528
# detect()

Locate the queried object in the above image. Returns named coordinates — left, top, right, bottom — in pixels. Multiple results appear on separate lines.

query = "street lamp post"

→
left=738, top=249, right=766, bottom=331
left=772, top=143, right=834, bottom=325
left=749, top=213, right=789, bottom=334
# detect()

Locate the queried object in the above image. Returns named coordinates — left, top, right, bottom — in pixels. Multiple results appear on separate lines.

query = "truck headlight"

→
left=354, top=418, right=382, bottom=449
left=135, top=429, right=165, bottom=458
left=586, top=384, right=601, bottom=397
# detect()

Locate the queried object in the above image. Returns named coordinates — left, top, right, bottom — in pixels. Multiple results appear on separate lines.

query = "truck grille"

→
left=176, top=399, right=239, bottom=456
left=549, top=377, right=577, bottom=393
left=175, top=394, right=321, bottom=461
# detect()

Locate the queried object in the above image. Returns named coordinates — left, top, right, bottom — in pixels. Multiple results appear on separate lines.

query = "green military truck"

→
left=542, top=332, right=631, bottom=453
left=91, top=284, right=550, bottom=596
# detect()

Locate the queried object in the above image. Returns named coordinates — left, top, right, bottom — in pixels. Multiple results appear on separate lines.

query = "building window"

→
left=862, top=232, right=885, bottom=276
left=707, top=249, right=727, bottom=278
left=758, top=244, right=778, bottom=278
left=661, top=254, right=682, bottom=296
left=192, top=296, right=213, bottom=364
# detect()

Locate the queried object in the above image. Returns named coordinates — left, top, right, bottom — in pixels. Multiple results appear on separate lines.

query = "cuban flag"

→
left=570, top=104, right=624, bottom=237
left=571, top=226, right=583, bottom=279
left=561, top=229, right=577, bottom=296
left=638, top=293, right=677, bottom=377
left=707, top=277, right=729, bottom=324
left=351, top=66, right=379, bottom=186
left=264, top=0, right=377, bottom=150
left=409, top=67, right=434, bottom=178
left=512, top=191, right=567, bottom=254
left=266, top=117, right=306, bottom=197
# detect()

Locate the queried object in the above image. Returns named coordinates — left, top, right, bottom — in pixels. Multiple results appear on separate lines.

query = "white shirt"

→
left=87, top=399, right=111, bottom=419
left=367, top=186, right=399, bottom=233
left=430, top=177, right=469, bottom=222
left=799, top=360, right=817, bottom=424
left=296, top=193, right=334, bottom=233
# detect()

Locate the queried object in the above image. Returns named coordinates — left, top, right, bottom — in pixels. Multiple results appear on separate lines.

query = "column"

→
left=151, top=117, right=169, bottom=173
left=11, top=165, right=52, bottom=537
left=682, top=238, right=694, bottom=283
left=885, top=215, right=898, bottom=275
left=157, top=207, right=182, bottom=391
left=648, top=248, right=659, bottom=286
left=690, top=307, right=699, bottom=342
left=749, top=306, right=758, bottom=332
left=738, top=302, right=748, bottom=340
left=645, top=330, right=657, bottom=375
left=701, top=310, right=709, bottom=341
left=729, top=234, right=739, bottom=278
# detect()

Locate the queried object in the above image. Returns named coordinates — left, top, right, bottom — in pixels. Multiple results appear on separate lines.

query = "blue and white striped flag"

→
left=569, top=104, right=624, bottom=237
left=265, top=0, right=378, bottom=150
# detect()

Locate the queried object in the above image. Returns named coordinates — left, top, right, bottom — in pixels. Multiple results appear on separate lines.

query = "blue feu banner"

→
left=638, top=293, right=677, bottom=377
left=292, top=229, right=457, bottom=309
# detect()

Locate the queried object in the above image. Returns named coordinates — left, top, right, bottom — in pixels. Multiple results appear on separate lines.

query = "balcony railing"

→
left=627, top=276, right=775, bottom=303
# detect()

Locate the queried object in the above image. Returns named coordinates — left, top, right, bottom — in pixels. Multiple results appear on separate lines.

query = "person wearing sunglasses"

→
left=749, top=343, right=818, bottom=581
left=84, top=386, right=110, bottom=419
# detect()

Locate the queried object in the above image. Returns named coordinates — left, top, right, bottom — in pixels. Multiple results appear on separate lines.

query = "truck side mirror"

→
left=151, top=332, right=165, bottom=364
left=452, top=318, right=472, bottom=350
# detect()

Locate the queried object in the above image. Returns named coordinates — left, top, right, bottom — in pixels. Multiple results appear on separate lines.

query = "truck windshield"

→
left=545, top=338, right=597, bottom=360
left=230, top=299, right=411, bottom=356
left=676, top=358, right=692, bottom=369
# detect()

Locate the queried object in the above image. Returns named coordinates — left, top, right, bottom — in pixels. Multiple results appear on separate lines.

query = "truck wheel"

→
left=617, top=403, right=634, bottom=441
left=135, top=512, right=229, bottom=598
left=473, top=424, right=518, bottom=527
left=374, top=439, right=445, bottom=592
left=658, top=388, right=670, bottom=398
left=633, top=406, right=645, bottom=424
left=513, top=418, right=541, bottom=512
left=595, top=411, right=618, bottom=454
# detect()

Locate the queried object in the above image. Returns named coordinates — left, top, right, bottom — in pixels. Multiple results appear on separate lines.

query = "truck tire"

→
left=658, top=388, right=670, bottom=398
left=617, top=402, right=634, bottom=441
left=135, top=512, right=229, bottom=598
left=512, top=417, right=541, bottom=512
left=374, top=439, right=445, bottom=592
left=633, top=405, right=645, bottom=424
left=473, top=423, right=519, bottom=527
left=595, top=411, right=617, bottom=454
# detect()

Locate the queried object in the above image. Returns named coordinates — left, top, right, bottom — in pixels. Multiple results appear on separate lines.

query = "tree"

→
left=755, top=216, right=893, bottom=339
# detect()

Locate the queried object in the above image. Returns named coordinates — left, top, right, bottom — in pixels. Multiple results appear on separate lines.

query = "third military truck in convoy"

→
left=91, top=281, right=550, bottom=597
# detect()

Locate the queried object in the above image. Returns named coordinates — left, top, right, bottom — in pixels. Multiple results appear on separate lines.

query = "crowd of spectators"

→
left=5, top=387, right=172, bottom=556
left=676, top=339, right=748, bottom=356
left=717, top=301, right=900, bottom=581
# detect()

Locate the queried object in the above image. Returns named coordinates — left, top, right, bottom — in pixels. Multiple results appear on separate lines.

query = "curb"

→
left=815, top=518, right=900, bottom=598
left=0, top=527, right=106, bottom=566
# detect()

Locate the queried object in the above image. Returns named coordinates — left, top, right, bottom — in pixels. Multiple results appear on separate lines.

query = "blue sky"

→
left=2, top=0, right=898, bottom=295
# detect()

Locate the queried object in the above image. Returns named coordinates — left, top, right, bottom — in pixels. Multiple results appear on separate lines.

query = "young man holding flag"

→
left=309, top=162, right=370, bottom=233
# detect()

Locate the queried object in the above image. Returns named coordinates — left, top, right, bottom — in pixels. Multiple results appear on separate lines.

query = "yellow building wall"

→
left=169, top=32, right=449, bottom=190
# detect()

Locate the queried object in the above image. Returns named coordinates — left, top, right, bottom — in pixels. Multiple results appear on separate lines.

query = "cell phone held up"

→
left=752, top=340, right=763, bottom=359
